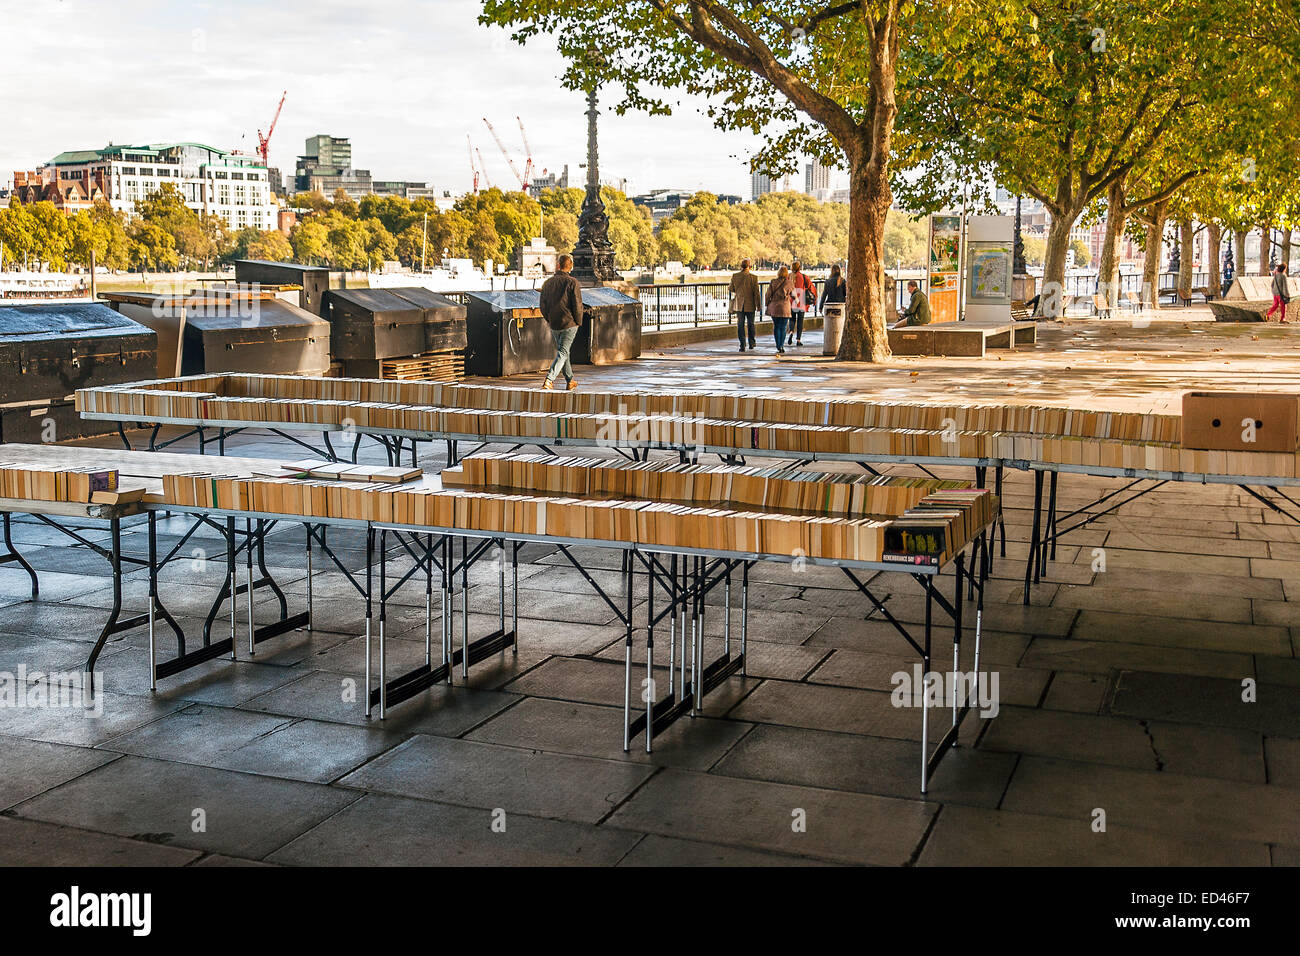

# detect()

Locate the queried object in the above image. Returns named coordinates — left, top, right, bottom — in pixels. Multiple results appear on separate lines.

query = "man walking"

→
left=539, top=253, right=583, bottom=390
left=729, top=258, right=760, bottom=351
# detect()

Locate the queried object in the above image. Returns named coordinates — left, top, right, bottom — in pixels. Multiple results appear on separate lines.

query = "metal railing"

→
left=636, top=280, right=831, bottom=331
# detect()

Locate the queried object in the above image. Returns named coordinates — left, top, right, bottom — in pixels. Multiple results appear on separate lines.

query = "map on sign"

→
left=966, top=241, right=1012, bottom=303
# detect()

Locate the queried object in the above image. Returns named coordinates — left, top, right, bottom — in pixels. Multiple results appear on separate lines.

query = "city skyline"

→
left=3, top=0, right=848, bottom=200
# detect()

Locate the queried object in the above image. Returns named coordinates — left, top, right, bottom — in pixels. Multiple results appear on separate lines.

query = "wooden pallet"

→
left=373, top=351, right=465, bottom=384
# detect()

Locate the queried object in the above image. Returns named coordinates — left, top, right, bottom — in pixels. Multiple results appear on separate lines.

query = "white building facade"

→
left=39, top=142, right=278, bottom=231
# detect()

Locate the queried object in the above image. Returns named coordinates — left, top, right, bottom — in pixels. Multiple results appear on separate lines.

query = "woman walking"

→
left=766, top=266, right=794, bottom=354
left=1267, top=264, right=1291, bottom=323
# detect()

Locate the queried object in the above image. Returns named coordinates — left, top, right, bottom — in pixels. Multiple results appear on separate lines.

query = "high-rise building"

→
left=14, top=142, right=277, bottom=231
left=805, top=160, right=831, bottom=194
left=751, top=170, right=774, bottom=202
left=304, top=134, right=352, bottom=170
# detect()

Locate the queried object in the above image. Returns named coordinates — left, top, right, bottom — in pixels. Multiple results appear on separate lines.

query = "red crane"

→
left=257, top=90, right=287, bottom=165
left=483, top=117, right=528, bottom=191
left=516, top=117, right=534, bottom=189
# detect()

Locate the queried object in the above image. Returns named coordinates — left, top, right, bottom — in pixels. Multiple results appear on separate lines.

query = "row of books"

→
left=78, top=374, right=1180, bottom=443
left=157, top=469, right=997, bottom=564
left=77, top=378, right=1300, bottom=479
left=0, top=465, right=144, bottom=505
left=441, top=453, right=972, bottom=518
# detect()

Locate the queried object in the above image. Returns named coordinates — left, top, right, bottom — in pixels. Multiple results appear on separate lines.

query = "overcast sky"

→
left=2, top=0, right=839, bottom=197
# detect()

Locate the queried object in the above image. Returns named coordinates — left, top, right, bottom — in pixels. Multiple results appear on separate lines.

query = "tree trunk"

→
left=1178, top=218, right=1194, bottom=298
left=1206, top=222, right=1222, bottom=298
left=1142, top=201, right=1168, bottom=310
left=1041, top=211, right=1074, bottom=317
left=1098, top=182, right=1126, bottom=309
left=837, top=151, right=891, bottom=361
left=1282, top=229, right=1292, bottom=270
left=1234, top=230, right=1246, bottom=277
left=1260, top=224, right=1272, bottom=274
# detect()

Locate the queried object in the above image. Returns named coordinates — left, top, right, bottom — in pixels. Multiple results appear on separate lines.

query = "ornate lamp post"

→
left=1013, top=195, right=1026, bottom=275
left=571, top=87, right=616, bottom=282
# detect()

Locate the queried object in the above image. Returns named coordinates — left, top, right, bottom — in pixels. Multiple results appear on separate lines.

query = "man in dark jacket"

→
left=539, top=254, right=583, bottom=390
left=729, top=258, right=761, bottom=351
left=892, top=280, right=932, bottom=327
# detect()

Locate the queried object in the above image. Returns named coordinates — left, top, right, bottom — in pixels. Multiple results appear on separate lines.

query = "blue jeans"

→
left=546, top=326, right=578, bottom=384
left=772, top=316, right=789, bottom=350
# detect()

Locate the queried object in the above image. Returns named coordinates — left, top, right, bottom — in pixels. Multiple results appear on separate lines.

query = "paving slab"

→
left=268, top=792, right=640, bottom=866
left=1001, top=756, right=1300, bottom=846
left=616, top=833, right=833, bottom=866
left=606, top=767, right=936, bottom=865
left=713, top=723, right=1014, bottom=808
left=12, top=755, right=360, bottom=859
left=0, top=737, right=119, bottom=811
left=1109, top=670, right=1300, bottom=737
left=917, top=804, right=1269, bottom=866
left=338, top=734, right=654, bottom=824
left=465, top=696, right=751, bottom=769
left=242, top=669, right=519, bottom=738
left=1022, top=637, right=1254, bottom=679
left=1041, top=671, right=1110, bottom=713
left=979, top=705, right=1266, bottom=782
left=0, top=814, right=203, bottom=866
left=727, top=679, right=934, bottom=741
left=1073, top=547, right=1252, bottom=576
left=102, top=704, right=403, bottom=783
left=0, top=687, right=188, bottom=748
left=1055, top=586, right=1253, bottom=625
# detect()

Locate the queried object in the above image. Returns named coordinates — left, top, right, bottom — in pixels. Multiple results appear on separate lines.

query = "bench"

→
left=888, top=319, right=1036, bottom=357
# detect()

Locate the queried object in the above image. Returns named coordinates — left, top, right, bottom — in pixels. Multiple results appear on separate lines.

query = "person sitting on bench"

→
left=891, top=280, right=931, bottom=329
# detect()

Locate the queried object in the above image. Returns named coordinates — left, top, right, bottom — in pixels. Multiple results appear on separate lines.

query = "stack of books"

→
left=0, top=465, right=146, bottom=505
left=156, top=453, right=998, bottom=564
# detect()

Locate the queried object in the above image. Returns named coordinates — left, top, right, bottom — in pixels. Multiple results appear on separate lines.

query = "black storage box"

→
left=323, top=287, right=466, bottom=361
left=179, top=294, right=331, bottom=376
left=234, top=260, right=336, bottom=317
left=572, top=286, right=642, bottom=365
left=0, top=302, right=157, bottom=442
left=383, top=287, right=468, bottom=353
left=463, top=290, right=555, bottom=377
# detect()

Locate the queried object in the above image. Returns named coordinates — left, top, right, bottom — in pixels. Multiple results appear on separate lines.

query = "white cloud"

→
left=1, top=0, right=803, bottom=197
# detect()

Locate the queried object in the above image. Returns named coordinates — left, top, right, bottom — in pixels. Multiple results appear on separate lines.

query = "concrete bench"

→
left=888, top=319, right=1036, bottom=357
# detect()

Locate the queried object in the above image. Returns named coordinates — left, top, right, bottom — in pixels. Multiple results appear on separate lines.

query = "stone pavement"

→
left=2, top=320, right=1299, bottom=866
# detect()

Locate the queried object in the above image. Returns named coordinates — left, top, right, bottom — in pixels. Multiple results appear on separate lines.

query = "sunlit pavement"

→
left=1, top=319, right=1297, bottom=866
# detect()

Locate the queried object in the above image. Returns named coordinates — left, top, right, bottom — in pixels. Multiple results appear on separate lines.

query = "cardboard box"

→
left=1182, top=392, right=1300, bottom=453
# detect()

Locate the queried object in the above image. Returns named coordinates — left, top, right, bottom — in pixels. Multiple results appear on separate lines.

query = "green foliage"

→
left=1069, top=238, right=1092, bottom=268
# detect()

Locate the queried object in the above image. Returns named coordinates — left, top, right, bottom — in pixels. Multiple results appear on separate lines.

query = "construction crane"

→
left=257, top=90, right=287, bottom=165
left=475, top=147, right=495, bottom=191
left=516, top=117, right=534, bottom=189
left=467, top=135, right=480, bottom=194
left=483, top=117, right=528, bottom=191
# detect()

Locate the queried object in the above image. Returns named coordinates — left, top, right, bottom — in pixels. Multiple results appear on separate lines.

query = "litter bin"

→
left=822, top=304, right=846, bottom=355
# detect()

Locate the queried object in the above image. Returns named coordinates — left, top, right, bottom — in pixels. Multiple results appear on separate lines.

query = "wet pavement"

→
left=1, top=315, right=1298, bottom=866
